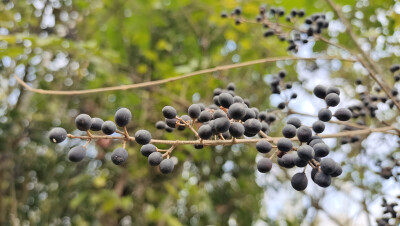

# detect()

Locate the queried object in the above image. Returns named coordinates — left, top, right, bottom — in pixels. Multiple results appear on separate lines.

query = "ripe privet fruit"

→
left=135, top=130, right=152, bottom=145
left=155, top=121, right=166, bottom=130
left=320, top=158, right=337, bottom=175
left=278, top=70, right=286, bottom=79
left=294, top=157, right=308, bottom=167
left=222, top=131, right=231, bottom=139
left=311, top=168, right=318, bottom=181
left=312, top=120, right=325, bottom=133
left=214, top=117, right=230, bottom=133
left=115, top=108, right=132, bottom=127
left=213, top=96, right=220, bottom=106
left=90, top=118, right=104, bottom=131
left=287, top=117, right=301, bottom=128
left=326, top=86, right=340, bottom=95
left=165, top=118, right=178, bottom=128
left=233, top=96, right=244, bottom=104
left=309, top=138, right=323, bottom=147
left=140, top=144, right=157, bottom=157
left=242, top=108, right=257, bottom=122
left=227, top=82, right=236, bottom=91
left=198, top=111, right=212, bottom=123
left=162, top=106, right=177, bottom=119
left=266, top=114, right=277, bottom=123
left=334, top=108, right=352, bottom=121
left=188, top=104, right=201, bottom=119
left=165, top=126, right=174, bottom=133
left=297, top=126, right=312, bottom=143
left=148, top=152, right=163, bottom=166
left=278, top=154, right=295, bottom=168
left=49, top=127, right=67, bottom=143
left=213, top=88, right=222, bottom=96
left=282, top=124, right=296, bottom=138
left=68, top=146, right=86, bottom=162
left=318, top=108, right=332, bottom=122
left=75, top=114, right=92, bottom=131
left=313, top=85, right=327, bottom=99
left=160, top=159, right=174, bottom=174
left=313, top=143, right=330, bottom=157
left=257, top=158, right=273, bottom=173
left=325, top=93, right=340, bottom=107
left=308, top=135, right=321, bottom=143
left=258, top=112, right=267, bottom=121
left=213, top=110, right=227, bottom=119
left=277, top=138, right=293, bottom=152
left=229, top=122, right=245, bottom=138
left=261, top=122, right=269, bottom=133
left=277, top=102, right=286, bottom=109
left=291, top=173, right=308, bottom=191
left=331, top=164, right=343, bottom=177
left=256, top=140, right=272, bottom=153
left=314, top=171, right=331, bottom=187
left=390, top=64, right=400, bottom=73
left=297, top=145, right=314, bottom=161
left=111, top=148, right=128, bottom=165
left=101, top=121, right=117, bottom=135
left=244, top=119, right=262, bottom=134
left=218, top=93, right=234, bottom=108
left=198, top=125, right=213, bottom=139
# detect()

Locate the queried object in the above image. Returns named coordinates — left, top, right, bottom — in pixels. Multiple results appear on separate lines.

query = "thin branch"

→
left=67, top=126, right=395, bottom=147
left=14, top=56, right=355, bottom=95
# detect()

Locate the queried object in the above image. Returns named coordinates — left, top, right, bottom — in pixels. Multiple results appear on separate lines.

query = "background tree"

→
left=1, top=0, right=400, bottom=225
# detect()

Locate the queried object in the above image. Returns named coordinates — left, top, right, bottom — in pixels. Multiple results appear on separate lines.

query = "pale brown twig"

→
left=14, top=56, right=355, bottom=95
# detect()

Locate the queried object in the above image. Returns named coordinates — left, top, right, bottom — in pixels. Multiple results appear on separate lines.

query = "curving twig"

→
left=14, top=56, right=355, bottom=95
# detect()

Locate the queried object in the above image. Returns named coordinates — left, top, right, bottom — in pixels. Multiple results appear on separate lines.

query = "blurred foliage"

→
left=1, top=0, right=400, bottom=225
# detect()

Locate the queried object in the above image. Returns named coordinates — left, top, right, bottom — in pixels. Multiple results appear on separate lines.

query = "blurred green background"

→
left=1, top=0, right=400, bottom=225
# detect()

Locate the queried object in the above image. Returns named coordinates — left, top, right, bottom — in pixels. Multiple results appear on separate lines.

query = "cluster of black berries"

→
left=269, top=70, right=297, bottom=108
left=256, top=85, right=350, bottom=191
left=352, top=77, right=399, bottom=121
left=257, top=117, right=343, bottom=191
left=376, top=197, right=399, bottom=226
left=48, top=108, right=177, bottom=173
left=155, top=82, right=271, bottom=142
left=48, top=81, right=353, bottom=183
left=221, top=5, right=329, bottom=52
